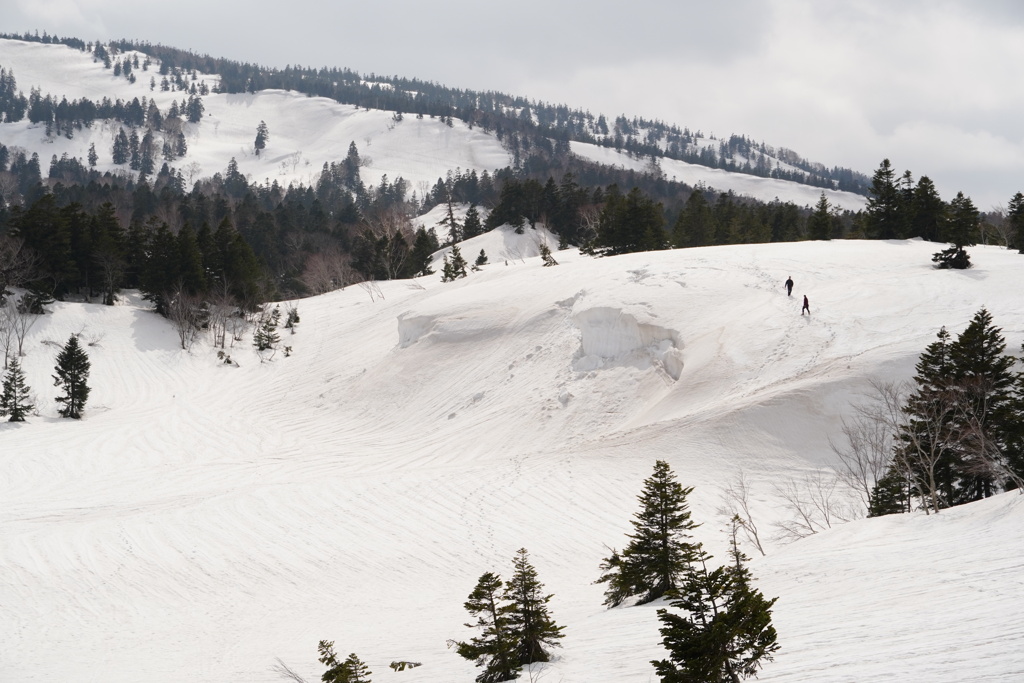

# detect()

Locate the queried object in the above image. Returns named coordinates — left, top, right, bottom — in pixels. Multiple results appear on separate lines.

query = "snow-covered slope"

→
left=2, top=236, right=1023, bottom=682
left=0, top=38, right=861, bottom=207
left=0, top=39, right=511, bottom=194
left=571, top=141, right=867, bottom=210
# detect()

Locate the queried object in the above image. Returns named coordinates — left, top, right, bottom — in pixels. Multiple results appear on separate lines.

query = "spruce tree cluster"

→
left=454, top=548, right=564, bottom=682
left=859, top=159, right=1005, bottom=269
left=594, top=462, right=780, bottom=681
left=870, top=308, right=1024, bottom=514
left=317, top=641, right=371, bottom=683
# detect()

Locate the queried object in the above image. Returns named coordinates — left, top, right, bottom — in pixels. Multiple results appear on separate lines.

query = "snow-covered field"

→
left=2, top=233, right=1024, bottom=682
left=2, top=34, right=1023, bottom=683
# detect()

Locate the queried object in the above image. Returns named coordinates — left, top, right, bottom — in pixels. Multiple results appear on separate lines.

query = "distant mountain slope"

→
left=0, top=36, right=867, bottom=206
left=0, top=38, right=511, bottom=197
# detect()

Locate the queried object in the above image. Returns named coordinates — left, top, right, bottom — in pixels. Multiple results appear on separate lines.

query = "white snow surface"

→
left=3, top=235, right=1024, bottom=682
left=1, top=38, right=864, bottom=208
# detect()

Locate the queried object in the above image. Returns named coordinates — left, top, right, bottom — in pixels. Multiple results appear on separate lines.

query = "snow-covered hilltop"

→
left=0, top=37, right=864, bottom=208
left=2, top=235, right=1023, bottom=682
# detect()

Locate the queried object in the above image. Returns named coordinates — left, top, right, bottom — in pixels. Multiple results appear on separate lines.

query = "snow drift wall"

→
left=572, top=307, right=684, bottom=380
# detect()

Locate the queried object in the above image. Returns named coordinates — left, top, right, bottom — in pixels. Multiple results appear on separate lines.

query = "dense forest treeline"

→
left=2, top=124, right=1023, bottom=320
left=2, top=35, right=1022, bottom=324
left=0, top=31, right=869, bottom=193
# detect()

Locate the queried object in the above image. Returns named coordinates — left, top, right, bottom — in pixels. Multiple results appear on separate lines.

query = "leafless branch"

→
left=716, top=471, right=765, bottom=556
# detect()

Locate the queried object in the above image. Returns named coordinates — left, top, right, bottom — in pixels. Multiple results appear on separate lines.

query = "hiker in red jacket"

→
left=801, top=295, right=810, bottom=315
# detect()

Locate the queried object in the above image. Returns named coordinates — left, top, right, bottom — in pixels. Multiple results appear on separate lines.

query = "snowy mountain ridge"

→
left=0, top=37, right=866, bottom=210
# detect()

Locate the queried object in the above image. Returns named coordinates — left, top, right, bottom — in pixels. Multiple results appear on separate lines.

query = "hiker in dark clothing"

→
left=785, top=276, right=794, bottom=296
left=801, top=295, right=810, bottom=315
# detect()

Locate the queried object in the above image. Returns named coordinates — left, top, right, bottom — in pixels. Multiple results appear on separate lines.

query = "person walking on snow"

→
left=801, top=295, right=810, bottom=315
left=785, top=276, right=794, bottom=296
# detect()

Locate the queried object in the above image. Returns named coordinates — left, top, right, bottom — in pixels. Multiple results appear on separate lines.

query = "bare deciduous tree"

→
left=204, top=282, right=235, bottom=350
left=300, top=248, right=353, bottom=295
left=365, top=207, right=414, bottom=280
left=93, top=247, right=125, bottom=306
left=165, top=287, right=204, bottom=350
left=270, top=658, right=308, bottom=683
left=950, top=375, right=1024, bottom=495
left=10, top=294, right=40, bottom=358
left=871, top=379, right=956, bottom=515
left=716, top=471, right=766, bottom=556
left=357, top=279, right=384, bottom=302
left=772, top=469, right=856, bottom=542
left=0, top=236, right=40, bottom=297
left=0, top=301, right=15, bottom=369
left=829, top=384, right=898, bottom=513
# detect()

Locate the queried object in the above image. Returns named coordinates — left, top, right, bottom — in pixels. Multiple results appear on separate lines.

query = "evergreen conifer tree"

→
left=112, top=129, right=130, bottom=165
left=439, top=192, right=462, bottom=244
left=867, top=462, right=913, bottom=517
left=0, top=357, right=34, bottom=421
left=909, top=176, right=946, bottom=242
left=318, top=641, right=371, bottom=683
left=946, top=307, right=1018, bottom=501
left=254, top=120, right=269, bottom=156
left=596, top=460, right=698, bottom=606
left=673, top=190, right=716, bottom=248
left=864, top=158, right=903, bottom=239
left=932, top=191, right=977, bottom=269
left=409, top=227, right=438, bottom=276
left=441, top=245, right=468, bottom=282
left=539, top=243, right=558, bottom=266
left=652, top=525, right=780, bottom=683
left=807, top=192, right=833, bottom=240
left=503, top=548, right=564, bottom=666
left=53, top=334, right=90, bottom=419
left=874, top=310, right=1022, bottom=513
left=254, top=306, right=281, bottom=353
left=1007, top=191, right=1024, bottom=254
left=463, top=205, right=484, bottom=240
left=454, top=572, right=520, bottom=682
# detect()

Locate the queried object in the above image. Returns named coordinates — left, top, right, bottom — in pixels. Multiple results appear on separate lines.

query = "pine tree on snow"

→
left=441, top=245, right=468, bottom=282
left=503, top=548, right=564, bottom=666
left=52, top=334, right=90, bottom=419
left=652, top=524, right=780, bottom=683
left=596, top=460, right=698, bottom=606
left=0, top=358, right=34, bottom=421
left=318, top=641, right=371, bottom=683
left=454, top=572, right=520, bottom=682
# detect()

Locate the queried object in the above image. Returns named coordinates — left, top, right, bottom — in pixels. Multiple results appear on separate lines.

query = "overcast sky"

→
left=5, top=0, right=1024, bottom=210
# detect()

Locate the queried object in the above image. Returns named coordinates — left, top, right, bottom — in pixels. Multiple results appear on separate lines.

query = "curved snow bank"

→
left=397, top=308, right=514, bottom=348
left=572, top=307, right=684, bottom=380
